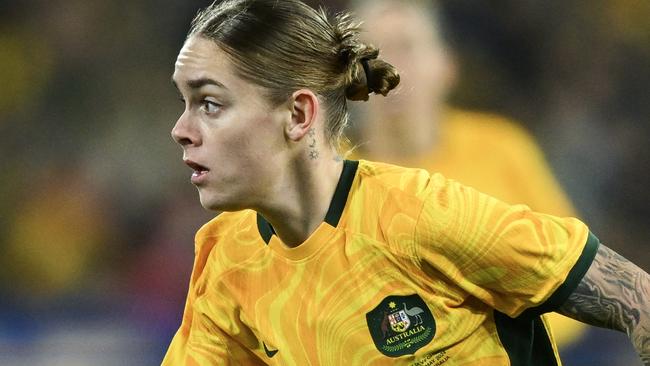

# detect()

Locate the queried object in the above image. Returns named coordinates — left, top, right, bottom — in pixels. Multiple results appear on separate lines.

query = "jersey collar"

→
left=256, top=159, right=359, bottom=245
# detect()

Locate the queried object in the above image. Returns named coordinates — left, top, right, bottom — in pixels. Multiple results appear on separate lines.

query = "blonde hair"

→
left=188, top=0, right=400, bottom=148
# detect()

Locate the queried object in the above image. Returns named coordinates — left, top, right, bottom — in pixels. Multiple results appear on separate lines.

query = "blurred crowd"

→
left=0, top=0, right=648, bottom=365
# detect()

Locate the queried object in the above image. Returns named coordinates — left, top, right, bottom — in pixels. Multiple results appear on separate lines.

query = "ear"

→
left=285, top=89, right=320, bottom=142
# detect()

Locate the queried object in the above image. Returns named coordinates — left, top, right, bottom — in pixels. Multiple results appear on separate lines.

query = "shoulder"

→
left=353, top=159, right=450, bottom=239
left=190, top=210, right=265, bottom=282
left=353, top=159, right=455, bottom=210
left=356, top=159, right=436, bottom=195
left=194, top=210, right=258, bottom=251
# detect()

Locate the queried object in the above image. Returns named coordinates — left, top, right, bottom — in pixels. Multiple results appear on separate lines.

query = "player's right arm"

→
left=557, top=243, right=650, bottom=365
left=162, top=326, right=231, bottom=365
left=163, top=320, right=266, bottom=365
left=162, top=221, right=266, bottom=365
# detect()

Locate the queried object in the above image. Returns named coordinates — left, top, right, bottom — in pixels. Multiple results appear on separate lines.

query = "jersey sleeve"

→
left=413, top=173, right=599, bottom=317
left=162, top=222, right=265, bottom=365
left=162, top=239, right=232, bottom=365
left=162, top=319, right=232, bottom=365
left=163, top=306, right=263, bottom=366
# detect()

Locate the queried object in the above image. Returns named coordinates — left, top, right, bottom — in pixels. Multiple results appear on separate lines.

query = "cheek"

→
left=210, top=115, right=278, bottom=169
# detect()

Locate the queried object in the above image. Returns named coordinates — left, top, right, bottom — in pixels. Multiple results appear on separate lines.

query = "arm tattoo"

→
left=557, top=244, right=650, bottom=365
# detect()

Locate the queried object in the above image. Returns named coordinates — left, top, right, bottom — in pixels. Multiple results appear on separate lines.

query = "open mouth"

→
left=184, top=159, right=209, bottom=182
left=185, top=159, right=209, bottom=172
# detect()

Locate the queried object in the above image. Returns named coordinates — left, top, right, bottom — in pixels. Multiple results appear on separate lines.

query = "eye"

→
left=200, top=99, right=221, bottom=114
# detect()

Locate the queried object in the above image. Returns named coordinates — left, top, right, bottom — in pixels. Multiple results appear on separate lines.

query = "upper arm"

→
left=414, top=174, right=593, bottom=316
left=557, top=243, right=650, bottom=363
left=557, top=243, right=648, bottom=333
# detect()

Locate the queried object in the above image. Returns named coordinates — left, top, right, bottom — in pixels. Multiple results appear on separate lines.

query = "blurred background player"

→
left=347, top=0, right=588, bottom=356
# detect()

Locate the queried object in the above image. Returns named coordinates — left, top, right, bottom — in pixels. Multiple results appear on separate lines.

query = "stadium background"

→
left=0, top=0, right=648, bottom=364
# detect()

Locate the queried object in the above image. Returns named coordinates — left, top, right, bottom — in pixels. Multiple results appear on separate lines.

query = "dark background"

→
left=1, top=1, right=648, bottom=364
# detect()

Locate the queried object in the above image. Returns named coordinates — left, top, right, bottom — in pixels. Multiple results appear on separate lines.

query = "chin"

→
left=198, top=191, right=246, bottom=213
left=199, top=196, right=226, bottom=212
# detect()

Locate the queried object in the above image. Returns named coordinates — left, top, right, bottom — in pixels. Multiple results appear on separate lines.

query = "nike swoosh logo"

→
left=263, top=342, right=278, bottom=358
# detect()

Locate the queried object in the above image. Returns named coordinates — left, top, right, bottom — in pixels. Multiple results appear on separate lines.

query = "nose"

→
left=171, top=111, right=201, bottom=147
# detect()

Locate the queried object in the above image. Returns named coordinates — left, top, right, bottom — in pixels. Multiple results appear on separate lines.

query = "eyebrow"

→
left=171, top=77, right=228, bottom=91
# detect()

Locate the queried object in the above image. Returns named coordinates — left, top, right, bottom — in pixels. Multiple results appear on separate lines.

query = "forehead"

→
left=173, top=36, right=234, bottom=87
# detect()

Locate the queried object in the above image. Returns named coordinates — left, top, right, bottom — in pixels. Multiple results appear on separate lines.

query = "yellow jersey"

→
left=163, top=160, right=598, bottom=365
left=352, top=109, right=584, bottom=346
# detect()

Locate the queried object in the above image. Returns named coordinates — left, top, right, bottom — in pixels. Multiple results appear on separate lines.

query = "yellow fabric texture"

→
left=353, top=108, right=586, bottom=347
left=163, top=160, right=590, bottom=365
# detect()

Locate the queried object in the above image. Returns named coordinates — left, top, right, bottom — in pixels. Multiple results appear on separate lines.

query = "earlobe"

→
left=285, top=89, right=319, bottom=142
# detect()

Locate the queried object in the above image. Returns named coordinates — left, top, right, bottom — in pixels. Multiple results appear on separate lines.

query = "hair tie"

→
left=360, top=57, right=373, bottom=92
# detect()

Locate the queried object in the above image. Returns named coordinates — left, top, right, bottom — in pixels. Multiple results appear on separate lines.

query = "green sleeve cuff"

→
left=521, top=231, right=600, bottom=318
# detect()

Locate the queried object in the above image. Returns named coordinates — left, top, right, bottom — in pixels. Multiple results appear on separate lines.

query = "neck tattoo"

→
left=308, top=128, right=319, bottom=160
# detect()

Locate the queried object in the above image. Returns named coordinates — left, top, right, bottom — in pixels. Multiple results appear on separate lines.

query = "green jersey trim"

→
left=257, top=213, right=275, bottom=244
left=521, top=231, right=600, bottom=318
left=493, top=232, right=599, bottom=365
left=256, top=160, right=359, bottom=244
left=324, top=159, right=359, bottom=227
left=494, top=312, right=558, bottom=366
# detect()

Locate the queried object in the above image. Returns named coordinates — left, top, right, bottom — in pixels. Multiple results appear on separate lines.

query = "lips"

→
left=184, top=159, right=209, bottom=172
left=184, top=159, right=209, bottom=184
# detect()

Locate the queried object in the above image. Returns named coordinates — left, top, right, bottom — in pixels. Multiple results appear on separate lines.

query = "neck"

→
left=257, top=150, right=344, bottom=248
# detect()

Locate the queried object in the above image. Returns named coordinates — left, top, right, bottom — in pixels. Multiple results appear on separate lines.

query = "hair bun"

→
left=333, top=13, right=400, bottom=101
left=346, top=53, right=400, bottom=101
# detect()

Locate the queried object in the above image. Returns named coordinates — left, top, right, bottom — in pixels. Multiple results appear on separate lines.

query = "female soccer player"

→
left=164, top=0, right=649, bottom=364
